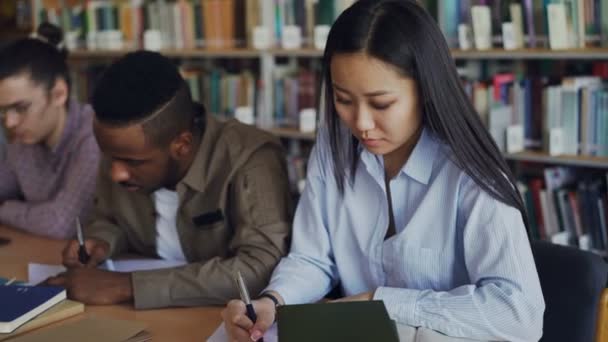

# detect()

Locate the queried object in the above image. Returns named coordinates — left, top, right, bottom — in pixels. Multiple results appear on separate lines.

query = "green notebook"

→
left=277, top=300, right=399, bottom=342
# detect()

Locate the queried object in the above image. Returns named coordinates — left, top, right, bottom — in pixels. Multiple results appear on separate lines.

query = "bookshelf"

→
left=505, top=152, right=608, bottom=169
left=0, top=0, right=31, bottom=41
left=69, top=48, right=265, bottom=60
left=420, top=0, right=608, bottom=256
left=68, top=48, right=324, bottom=60
left=451, top=48, right=608, bottom=60
left=66, top=48, right=608, bottom=61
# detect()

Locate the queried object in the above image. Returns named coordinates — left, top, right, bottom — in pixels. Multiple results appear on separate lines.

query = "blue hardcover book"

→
left=0, top=285, right=66, bottom=333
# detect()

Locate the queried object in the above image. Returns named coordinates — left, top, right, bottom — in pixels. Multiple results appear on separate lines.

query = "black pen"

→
left=234, top=270, right=264, bottom=342
left=76, top=218, right=90, bottom=264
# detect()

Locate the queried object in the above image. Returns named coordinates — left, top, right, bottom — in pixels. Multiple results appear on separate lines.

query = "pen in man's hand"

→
left=76, top=218, right=90, bottom=264
left=234, top=270, right=264, bottom=342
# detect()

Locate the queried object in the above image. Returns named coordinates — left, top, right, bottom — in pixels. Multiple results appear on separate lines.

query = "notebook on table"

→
left=0, top=300, right=84, bottom=341
left=0, top=285, right=65, bottom=333
left=277, top=301, right=399, bottom=342
left=207, top=301, right=397, bottom=342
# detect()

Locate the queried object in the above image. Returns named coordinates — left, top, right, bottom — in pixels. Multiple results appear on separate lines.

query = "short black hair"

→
left=92, top=51, right=202, bottom=146
left=0, top=23, right=69, bottom=92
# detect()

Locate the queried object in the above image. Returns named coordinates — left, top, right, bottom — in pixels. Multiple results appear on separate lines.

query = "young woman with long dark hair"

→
left=222, top=1, right=544, bottom=340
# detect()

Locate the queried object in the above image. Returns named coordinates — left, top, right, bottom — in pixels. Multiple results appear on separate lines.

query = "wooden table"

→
left=0, top=226, right=223, bottom=341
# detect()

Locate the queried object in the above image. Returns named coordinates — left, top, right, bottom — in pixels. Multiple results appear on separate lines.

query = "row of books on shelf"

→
left=183, top=65, right=318, bottom=127
left=419, top=0, right=608, bottom=51
left=30, top=0, right=608, bottom=53
left=35, top=0, right=353, bottom=50
left=70, top=61, right=608, bottom=160
left=0, top=0, right=32, bottom=32
left=518, top=167, right=608, bottom=256
left=71, top=64, right=318, bottom=130
left=462, top=70, right=608, bottom=157
left=273, top=66, right=317, bottom=128
left=181, top=67, right=258, bottom=119
left=67, top=61, right=273, bottom=138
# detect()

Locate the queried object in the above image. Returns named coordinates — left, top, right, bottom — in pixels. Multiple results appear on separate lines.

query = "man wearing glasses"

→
left=0, top=29, right=100, bottom=239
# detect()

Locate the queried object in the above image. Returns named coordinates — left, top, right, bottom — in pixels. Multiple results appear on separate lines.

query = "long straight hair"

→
left=322, top=0, right=528, bottom=228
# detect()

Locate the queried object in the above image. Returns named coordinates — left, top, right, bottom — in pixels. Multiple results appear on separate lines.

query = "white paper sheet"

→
left=28, top=259, right=187, bottom=285
left=27, top=264, right=66, bottom=286
left=102, top=259, right=187, bottom=272
left=206, top=321, right=480, bottom=342
left=207, top=322, right=278, bottom=342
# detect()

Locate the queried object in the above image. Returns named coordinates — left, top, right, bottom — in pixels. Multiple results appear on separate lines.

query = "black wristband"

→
left=259, top=292, right=281, bottom=307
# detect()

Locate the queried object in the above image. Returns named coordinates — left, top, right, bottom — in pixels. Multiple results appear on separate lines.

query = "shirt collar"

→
left=360, top=127, right=439, bottom=185
left=403, top=127, right=440, bottom=185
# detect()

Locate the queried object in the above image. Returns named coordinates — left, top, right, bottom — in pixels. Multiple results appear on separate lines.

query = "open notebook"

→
left=208, top=322, right=277, bottom=342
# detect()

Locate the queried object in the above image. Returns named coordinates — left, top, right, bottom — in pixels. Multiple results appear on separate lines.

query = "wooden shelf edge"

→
left=68, top=48, right=264, bottom=59
left=65, top=47, right=608, bottom=60
left=268, top=48, right=324, bottom=57
left=451, top=47, right=608, bottom=59
left=504, top=151, right=608, bottom=168
left=265, top=127, right=316, bottom=141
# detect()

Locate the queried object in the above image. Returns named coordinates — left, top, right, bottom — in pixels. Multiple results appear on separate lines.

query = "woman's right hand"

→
left=221, top=297, right=276, bottom=342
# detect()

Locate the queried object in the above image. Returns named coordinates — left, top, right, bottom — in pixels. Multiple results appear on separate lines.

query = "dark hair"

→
left=92, top=51, right=202, bottom=147
left=323, top=0, right=528, bottom=227
left=0, top=23, right=70, bottom=92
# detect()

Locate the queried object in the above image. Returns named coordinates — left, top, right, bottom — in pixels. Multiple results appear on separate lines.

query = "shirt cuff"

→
left=131, top=269, right=172, bottom=309
left=263, top=276, right=298, bottom=305
left=374, top=286, right=421, bottom=327
left=0, top=201, right=22, bottom=225
left=263, top=272, right=329, bottom=305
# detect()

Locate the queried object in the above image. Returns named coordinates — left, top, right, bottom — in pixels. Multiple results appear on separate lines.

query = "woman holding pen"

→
left=221, top=1, right=544, bottom=341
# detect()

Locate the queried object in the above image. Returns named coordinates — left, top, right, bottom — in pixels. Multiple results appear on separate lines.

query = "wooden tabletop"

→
left=0, top=226, right=223, bottom=341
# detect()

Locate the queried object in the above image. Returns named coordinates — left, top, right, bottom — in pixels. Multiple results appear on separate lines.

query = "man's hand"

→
left=62, top=238, right=110, bottom=268
left=331, top=291, right=374, bottom=303
left=45, top=268, right=133, bottom=305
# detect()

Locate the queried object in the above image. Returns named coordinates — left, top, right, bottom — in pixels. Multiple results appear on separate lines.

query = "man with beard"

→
left=47, top=51, right=293, bottom=309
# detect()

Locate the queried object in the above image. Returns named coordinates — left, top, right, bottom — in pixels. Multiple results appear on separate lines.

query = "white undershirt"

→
left=153, top=188, right=187, bottom=261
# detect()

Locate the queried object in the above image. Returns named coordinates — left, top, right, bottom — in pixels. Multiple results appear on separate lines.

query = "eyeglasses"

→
left=0, top=103, right=31, bottom=121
